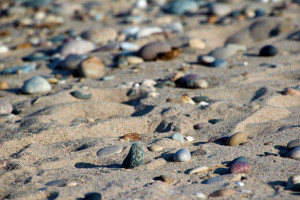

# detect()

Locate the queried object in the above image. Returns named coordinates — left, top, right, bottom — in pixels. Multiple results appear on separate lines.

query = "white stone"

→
left=195, top=192, right=206, bottom=199
left=185, top=136, right=194, bottom=142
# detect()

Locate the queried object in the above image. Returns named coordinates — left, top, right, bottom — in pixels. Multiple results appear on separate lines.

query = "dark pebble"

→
left=259, top=45, right=278, bottom=57
left=210, top=59, right=227, bottom=68
left=208, top=119, right=220, bottom=124
left=70, top=90, right=92, bottom=100
left=192, top=96, right=210, bottom=103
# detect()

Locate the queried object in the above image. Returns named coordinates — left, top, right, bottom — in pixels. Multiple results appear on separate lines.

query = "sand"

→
left=0, top=0, right=300, bottom=199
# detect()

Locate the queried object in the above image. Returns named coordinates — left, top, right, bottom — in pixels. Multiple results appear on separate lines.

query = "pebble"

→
left=210, top=3, right=232, bottom=17
left=96, top=145, right=123, bottom=158
left=197, top=55, right=215, bottom=65
left=70, top=90, right=92, bottom=100
left=168, top=71, right=184, bottom=82
left=66, top=181, right=78, bottom=187
left=230, top=156, right=249, bottom=166
left=162, top=22, right=184, bottom=33
left=120, top=132, right=141, bottom=141
left=156, top=175, right=173, bottom=184
left=208, top=119, right=220, bottom=124
left=210, top=44, right=246, bottom=59
left=0, top=81, right=8, bottom=90
left=186, top=136, right=194, bottom=142
left=189, top=166, right=208, bottom=175
left=122, top=143, right=145, bottom=169
left=138, top=41, right=171, bottom=61
left=148, top=144, right=163, bottom=151
left=229, top=161, right=251, bottom=173
left=226, top=132, right=248, bottom=146
left=259, top=45, right=278, bottom=57
left=0, top=99, right=13, bottom=114
left=59, top=39, right=95, bottom=56
left=189, top=38, right=205, bottom=49
left=210, top=59, right=227, bottom=68
left=287, top=146, right=300, bottom=160
left=78, top=56, right=105, bottom=78
left=122, top=26, right=140, bottom=39
left=194, top=192, right=206, bottom=199
left=192, top=96, right=210, bottom=103
left=126, top=56, right=144, bottom=65
left=179, top=74, right=209, bottom=89
left=22, top=76, right=52, bottom=94
left=193, top=123, right=210, bottom=130
left=1, top=63, right=36, bottom=75
left=287, top=139, right=300, bottom=149
left=0, top=45, right=9, bottom=54
left=45, top=179, right=67, bottom=187
left=173, top=148, right=191, bottom=162
left=23, top=52, right=49, bottom=61
left=171, top=133, right=184, bottom=143
left=136, top=27, right=163, bottom=39
left=120, top=42, right=139, bottom=51
left=82, top=192, right=102, bottom=200
left=60, top=54, right=87, bottom=70
left=286, top=175, right=300, bottom=191
left=235, top=181, right=245, bottom=187
left=164, top=0, right=199, bottom=15
left=284, top=88, right=300, bottom=96
left=81, top=28, right=117, bottom=44
left=209, top=188, right=235, bottom=198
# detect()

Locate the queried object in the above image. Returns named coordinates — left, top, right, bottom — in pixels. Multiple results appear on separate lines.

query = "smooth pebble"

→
left=179, top=74, right=209, bottom=89
left=78, top=56, right=105, bottom=78
left=22, top=76, right=52, bottom=94
left=70, top=90, right=92, bottom=100
left=189, top=166, right=208, bottom=175
left=287, top=139, right=300, bottom=149
left=59, top=39, right=95, bottom=56
left=226, top=132, right=248, bottom=146
left=171, top=133, right=184, bottom=143
left=148, top=144, right=163, bottom=151
left=0, top=99, right=13, bottom=114
left=173, top=148, right=191, bottom=162
left=60, top=54, right=87, bottom=70
left=96, top=145, right=123, bottom=158
left=138, top=41, right=171, bottom=61
left=81, top=28, right=117, bottom=44
left=259, top=45, right=278, bottom=57
left=229, top=161, right=251, bottom=173
left=287, top=146, right=300, bottom=160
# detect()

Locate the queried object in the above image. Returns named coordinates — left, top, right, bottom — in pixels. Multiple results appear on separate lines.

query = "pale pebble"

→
left=195, top=192, right=206, bottom=199
left=148, top=144, right=163, bottom=151
left=97, top=145, right=123, bottom=158
left=81, top=28, right=118, bottom=44
left=189, top=166, right=208, bottom=175
left=189, top=38, right=205, bottom=49
left=0, top=99, right=13, bottom=114
left=59, top=39, right=95, bottom=56
left=173, top=148, right=191, bottom=162
left=78, top=56, right=105, bottom=78
left=185, top=136, right=194, bottom=142
left=22, top=76, right=52, bottom=94
left=136, top=27, right=163, bottom=39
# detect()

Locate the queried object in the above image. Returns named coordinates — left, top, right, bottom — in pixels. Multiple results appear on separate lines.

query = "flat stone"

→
left=148, top=144, right=163, bottom=151
left=120, top=42, right=139, bottom=51
left=78, top=56, right=105, bottom=78
left=96, top=145, right=123, bottom=158
left=22, top=76, right=52, bottom=94
left=189, top=38, right=205, bottom=49
left=0, top=99, right=13, bottom=114
left=189, top=166, right=208, bottom=175
left=1, top=63, right=36, bottom=75
left=70, top=90, right=92, bottom=100
left=173, top=148, right=191, bottom=162
left=126, top=56, right=144, bottom=65
left=210, top=3, right=232, bottom=17
left=197, top=55, right=215, bottom=65
left=120, top=132, right=141, bottom=141
left=59, top=39, right=95, bottom=56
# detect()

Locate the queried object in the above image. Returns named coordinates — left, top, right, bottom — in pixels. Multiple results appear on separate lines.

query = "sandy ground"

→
left=0, top=0, right=300, bottom=199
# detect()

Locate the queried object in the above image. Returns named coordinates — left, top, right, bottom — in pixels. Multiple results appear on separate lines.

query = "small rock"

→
left=173, top=148, right=191, bottom=162
left=229, top=161, right=251, bottom=173
left=168, top=71, right=185, bottom=82
left=0, top=99, right=13, bottom=114
left=96, top=145, right=123, bottom=158
left=81, top=28, right=117, bottom=44
left=197, top=55, right=215, bottom=65
left=193, top=123, right=210, bottom=130
left=156, top=175, right=173, bottom=184
left=186, top=136, right=194, bottom=142
left=235, top=181, right=245, bottom=187
left=120, top=132, right=141, bottom=141
left=0, top=81, right=8, bottom=90
left=171, top=133, right=184, bottom=143
left=210, top=3, right=232, bottom=17
left=70, top=90, right=92, bottom=100
left=208, top=119, right=220, bottom=124
left=179, top=74, right=209, bottom=89
left=226, top=132, right=248, bottom=146
left=1, top=63, right=36, bottom=75
left=126, top=56, right=144, bottom=65
left=189, top=38, right=205, bottom=49
left=286, top=175, right=300, bottom=191
left=195, top=192, right=206, bottom=199
left=23, top=52, right=49, bottom=61
left=60, top=54, right=87, bottom=70
left=59, top=39, right=95, bottom=56
left=192, top=96, right=210, bottom=103
left=164, top=0, right=199, bottom=15
left=138, top=41, right=172, bottom=61
left=189, top=166, right=208, bottom=175
left=66, top=181, right=78, bottom=187
left=287, top=146, right=300, bottom=160
left=78, top=56, right=105, bottom=78
left=83, top=192, right=102, bottom=200
left=136, top=27, right=163, bottom=39
left=163, top=22, right=183, bottom=33
left=120, top=42, right=139, bottom=51
left=0, top=45, right=9, bottom=54
left=45, top=179, right=67, bottom=187
left=259, top=45, right=278, bottom=57
left=230, top=156, right=249, bottom=166
left=122, top=143, right=145, bottom=169
left=287, top=139, right=300, bottom=149
left=210, top=59, right=227, bottom=68
left=209, top=188, right=235, bottom=198
left=148, top=144, right=163, bottom=151
left=22, top=76, right=52, bottom=94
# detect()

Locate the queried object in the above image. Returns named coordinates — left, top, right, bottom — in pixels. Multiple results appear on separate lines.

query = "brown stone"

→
left=78, top=56, right=105, bottom=78
left=120, top=132, right=141, bottom=141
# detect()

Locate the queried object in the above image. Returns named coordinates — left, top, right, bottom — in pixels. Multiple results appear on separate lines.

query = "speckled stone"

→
left=96, top=145, right=123, bottom=158
left=173, top=148, right=191, bottom=162
left=229, top=161, right=251, bottom=173
left=122, top=143, right=145, bottom=169
left=171, top=133, right=184, bottom=143
left=179, top=74, right=209, bottom=89
left=59, top=39, right=95, bottom=56
left=138, top=41, right=171, bottom=61
left=259, top=45, right=278, bottom=57
left=0, top=99, right=13, bottom=114
left=287, top=139, right=300, bottom=149
left=22, top=76, right=52, bottom=94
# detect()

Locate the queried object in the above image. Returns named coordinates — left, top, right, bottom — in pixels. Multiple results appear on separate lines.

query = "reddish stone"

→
left=229, top=161, right=251, bottom=174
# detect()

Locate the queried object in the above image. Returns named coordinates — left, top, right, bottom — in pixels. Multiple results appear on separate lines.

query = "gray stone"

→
left=171, top=133, right=184, bottom=143
left=59, top=39, right=95, bottom=56
left=0, top=99, right=13, bottom=114
left=96, top=145, right=123, bottom=158
left=287, top=139, right=300, bottom=149
left=210, top=3, right=232, bottom=17
left=22, top=76, right=51, bottom=94
left=173, top=148, right=191, bottom=162
left=138, top=41, right=171, bottom=61
left=288, top=146, right=300, bottom=160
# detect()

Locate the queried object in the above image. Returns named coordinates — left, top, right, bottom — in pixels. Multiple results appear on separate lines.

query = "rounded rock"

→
left=81, top=28, right=117, bottom=44
left=171, top=133, right=184, bottom=143
left=0, top=99, right=13, bottom=114
left=287, top=139, right=300, bottom=149
left=229, top=161, right=251, bottom=173
left=164, top=0, right=199, bottom=15
left=126, top=56, right=144, bottom=65
left=287, top=146, right=300, bottom=160
left=96, top=145, right=123, bottom=158
left=138, top=41, right=171, bottom=61
left=60, top=54, right=87, bottom=70
left=70, top=90, right=92, bottom=100
left=230, top=156, right=248, bottom=166
left=259, top=45, right=278, bottom=57
left=78, top=56, right=105, bottom=78
left=179, top=74, right=209, bottom=89
left=226, top=132, right=248, bottom=146
left=59, top=39, right=95, bottom=56
left=189, top=166, right=208, bottom=175
left=148, top=144, right=163, bottom=152
left=173, top=148, right=191, bottom=162
left=210, top=3, right=232, bottom=17
left=197, top=55, right=215, bottom=65
left=22, top=76, right=52, bottom=94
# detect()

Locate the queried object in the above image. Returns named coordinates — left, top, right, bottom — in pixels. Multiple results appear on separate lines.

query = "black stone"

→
left=259, top=45, right=278, bottom=57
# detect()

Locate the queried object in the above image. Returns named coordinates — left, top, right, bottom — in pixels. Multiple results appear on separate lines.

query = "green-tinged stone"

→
left=70, top=90, right=92, bottom=100
left=192, top=96, right=210, bottom=103
left=122, top=143, right=144, bottom=169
